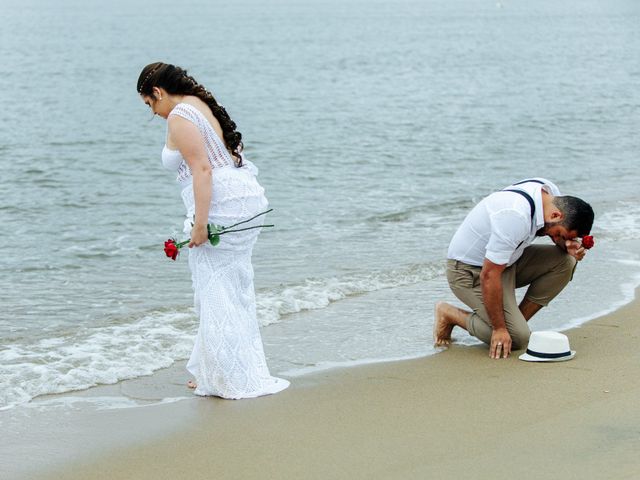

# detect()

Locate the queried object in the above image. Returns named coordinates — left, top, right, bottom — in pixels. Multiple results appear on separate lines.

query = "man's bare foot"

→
left=187, top=380, right=197, bottom=389
left=434, top=302, right=454, bottom=346
left=433, top=302, right=471, bottom=346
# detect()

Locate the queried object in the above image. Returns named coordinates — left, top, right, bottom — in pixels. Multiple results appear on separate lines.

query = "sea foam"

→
left=0, top=263, right=441, bottom=409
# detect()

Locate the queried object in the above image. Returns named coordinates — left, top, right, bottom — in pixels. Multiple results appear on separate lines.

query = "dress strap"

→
left=168, top=103, right=236, bottom=169
left=168, top=103, right=203, bottom=126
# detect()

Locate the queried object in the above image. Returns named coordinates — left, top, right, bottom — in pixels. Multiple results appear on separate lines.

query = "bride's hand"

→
left=189, top=223, right=208, bottom=247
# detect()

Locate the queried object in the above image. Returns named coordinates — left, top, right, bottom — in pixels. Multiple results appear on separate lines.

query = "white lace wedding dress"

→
left=162, top=102, right=289, bottom=399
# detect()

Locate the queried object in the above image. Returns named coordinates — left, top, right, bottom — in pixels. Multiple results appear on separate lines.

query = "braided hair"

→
left=137, top=62, right=244, bottom=167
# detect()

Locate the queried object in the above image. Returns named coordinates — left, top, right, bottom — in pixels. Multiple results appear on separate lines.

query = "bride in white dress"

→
left=137, top=62, right=289, bottom=399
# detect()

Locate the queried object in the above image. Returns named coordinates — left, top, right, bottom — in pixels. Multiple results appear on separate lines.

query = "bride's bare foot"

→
left=187, top=380, right=197, bottom=389
left=433, top=302, right=470, bottom=346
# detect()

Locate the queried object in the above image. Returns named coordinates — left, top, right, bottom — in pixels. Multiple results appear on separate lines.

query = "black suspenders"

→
left=512, top=180, right=546, bottom=186
left=500, top=179, right=545, bottom=250
left=502, top=179, right=545, bottom=219
left=502, top=189, right=535, bottom=218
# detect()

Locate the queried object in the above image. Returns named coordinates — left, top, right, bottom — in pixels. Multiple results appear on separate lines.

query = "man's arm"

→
left=480, top=258, right=511, bottom=359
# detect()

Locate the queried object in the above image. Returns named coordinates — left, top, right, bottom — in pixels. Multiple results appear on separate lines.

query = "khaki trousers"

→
left=446, top=245, right=577, bottom=349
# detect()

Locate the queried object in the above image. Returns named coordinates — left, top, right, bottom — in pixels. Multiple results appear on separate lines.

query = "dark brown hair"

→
left=137, top=62, right=243, bottom=166
left=553, top=196, right=595, bottom=237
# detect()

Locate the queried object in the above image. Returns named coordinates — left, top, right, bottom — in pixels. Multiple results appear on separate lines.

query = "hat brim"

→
left=518, top=350, right=575, bottom=362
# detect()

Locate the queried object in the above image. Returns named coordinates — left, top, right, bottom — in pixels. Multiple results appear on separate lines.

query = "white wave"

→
left=555, top=263, right=640, bottom=332
left=8, top=395, right=193, bottom=412
left=280, top=353, right=432, bottom=377
left=0, top=311, right=196, bottom=410
left=256, top=263, right=443, bottom=325
left=595, top=201, right=640, bottom=240
left=0, top=263, right=441, bottom=410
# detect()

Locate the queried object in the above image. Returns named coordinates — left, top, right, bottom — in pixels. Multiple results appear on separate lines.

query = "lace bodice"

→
left=164, top=103, right=238, bottom=185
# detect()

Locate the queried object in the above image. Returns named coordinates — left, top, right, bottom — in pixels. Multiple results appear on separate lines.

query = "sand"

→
left=6, top=289, right=639, bottom=480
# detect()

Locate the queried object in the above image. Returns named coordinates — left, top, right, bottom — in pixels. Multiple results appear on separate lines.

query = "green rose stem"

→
left=174, top=240, right=190, bottom=249
left=215, top=224, right=274, bottom=235
left=178, top=209, right=275, bottom=248
left=219, top=208, right=274, bottom=230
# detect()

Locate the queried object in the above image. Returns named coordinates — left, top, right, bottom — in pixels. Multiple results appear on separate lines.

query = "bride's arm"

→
left=168, top=115, right=212, bottom=247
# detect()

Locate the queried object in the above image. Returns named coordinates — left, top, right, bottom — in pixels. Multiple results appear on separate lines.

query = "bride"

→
left=137, top=62, right=289, bottom=399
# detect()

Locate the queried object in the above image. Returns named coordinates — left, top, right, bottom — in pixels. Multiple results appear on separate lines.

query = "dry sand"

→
left=12, top=289, right=640, bottom=480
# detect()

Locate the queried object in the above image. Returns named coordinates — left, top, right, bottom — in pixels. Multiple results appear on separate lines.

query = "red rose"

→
left=164, top=239, right=179, bottom=260
left=581, top=235, right=595, bottom=250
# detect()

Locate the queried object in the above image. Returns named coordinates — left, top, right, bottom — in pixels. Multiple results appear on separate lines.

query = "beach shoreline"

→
left=3, top=2, right=639, bottom=478
left=2, top=287, right=637, bottom=480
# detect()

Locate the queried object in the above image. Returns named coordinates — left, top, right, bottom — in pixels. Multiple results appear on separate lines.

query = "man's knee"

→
left=509, top=327, right=531, bottom=350
left=556, top=253, right=577, bottom=283
left=559, top=253, right=577, bottom=271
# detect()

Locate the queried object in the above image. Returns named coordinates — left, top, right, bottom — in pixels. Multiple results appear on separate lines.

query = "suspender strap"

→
left=502, top=189, right=535, bottom=218
left=512, top=179, right=545, bottom=186
left=501, top=179, right=543, bottom=219
left=500, top=180, right=540, bottom=251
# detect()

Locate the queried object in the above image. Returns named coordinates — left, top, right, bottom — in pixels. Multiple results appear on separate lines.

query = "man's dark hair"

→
left=553, top=196, right=594, bottom=237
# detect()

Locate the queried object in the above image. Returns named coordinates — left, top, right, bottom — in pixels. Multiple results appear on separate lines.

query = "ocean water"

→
left=1, top=0, right=639, bottom=409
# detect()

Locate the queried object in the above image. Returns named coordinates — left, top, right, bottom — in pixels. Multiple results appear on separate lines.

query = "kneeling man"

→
left=434, top=178, right=594, bottom=359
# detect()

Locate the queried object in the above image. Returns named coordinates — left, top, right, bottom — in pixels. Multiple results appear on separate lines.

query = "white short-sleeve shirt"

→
left=447, top=178, right=561, bottom=267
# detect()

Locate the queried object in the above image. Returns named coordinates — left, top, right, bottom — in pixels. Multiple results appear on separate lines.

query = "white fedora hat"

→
left=519, top=331, right=575, bottom=362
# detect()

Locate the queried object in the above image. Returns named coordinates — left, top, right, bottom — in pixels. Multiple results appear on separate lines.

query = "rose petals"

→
left=163, top=240, right=179, bottom=260
left=582, top=235, right=595, bottom=249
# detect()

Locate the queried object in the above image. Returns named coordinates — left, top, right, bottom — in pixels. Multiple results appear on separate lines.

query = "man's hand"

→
left=565, top=240, right=586, bottom=261
left=490, top=328, right=512, bottom=359
left=481, top=259, right=510, bottom=359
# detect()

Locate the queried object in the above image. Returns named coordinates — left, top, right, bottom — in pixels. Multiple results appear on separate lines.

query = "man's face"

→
left=537, top=222, right=579, bottom=249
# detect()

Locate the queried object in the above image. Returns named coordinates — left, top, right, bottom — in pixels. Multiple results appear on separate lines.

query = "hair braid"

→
left=137, top=62, right=244, bottom=167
